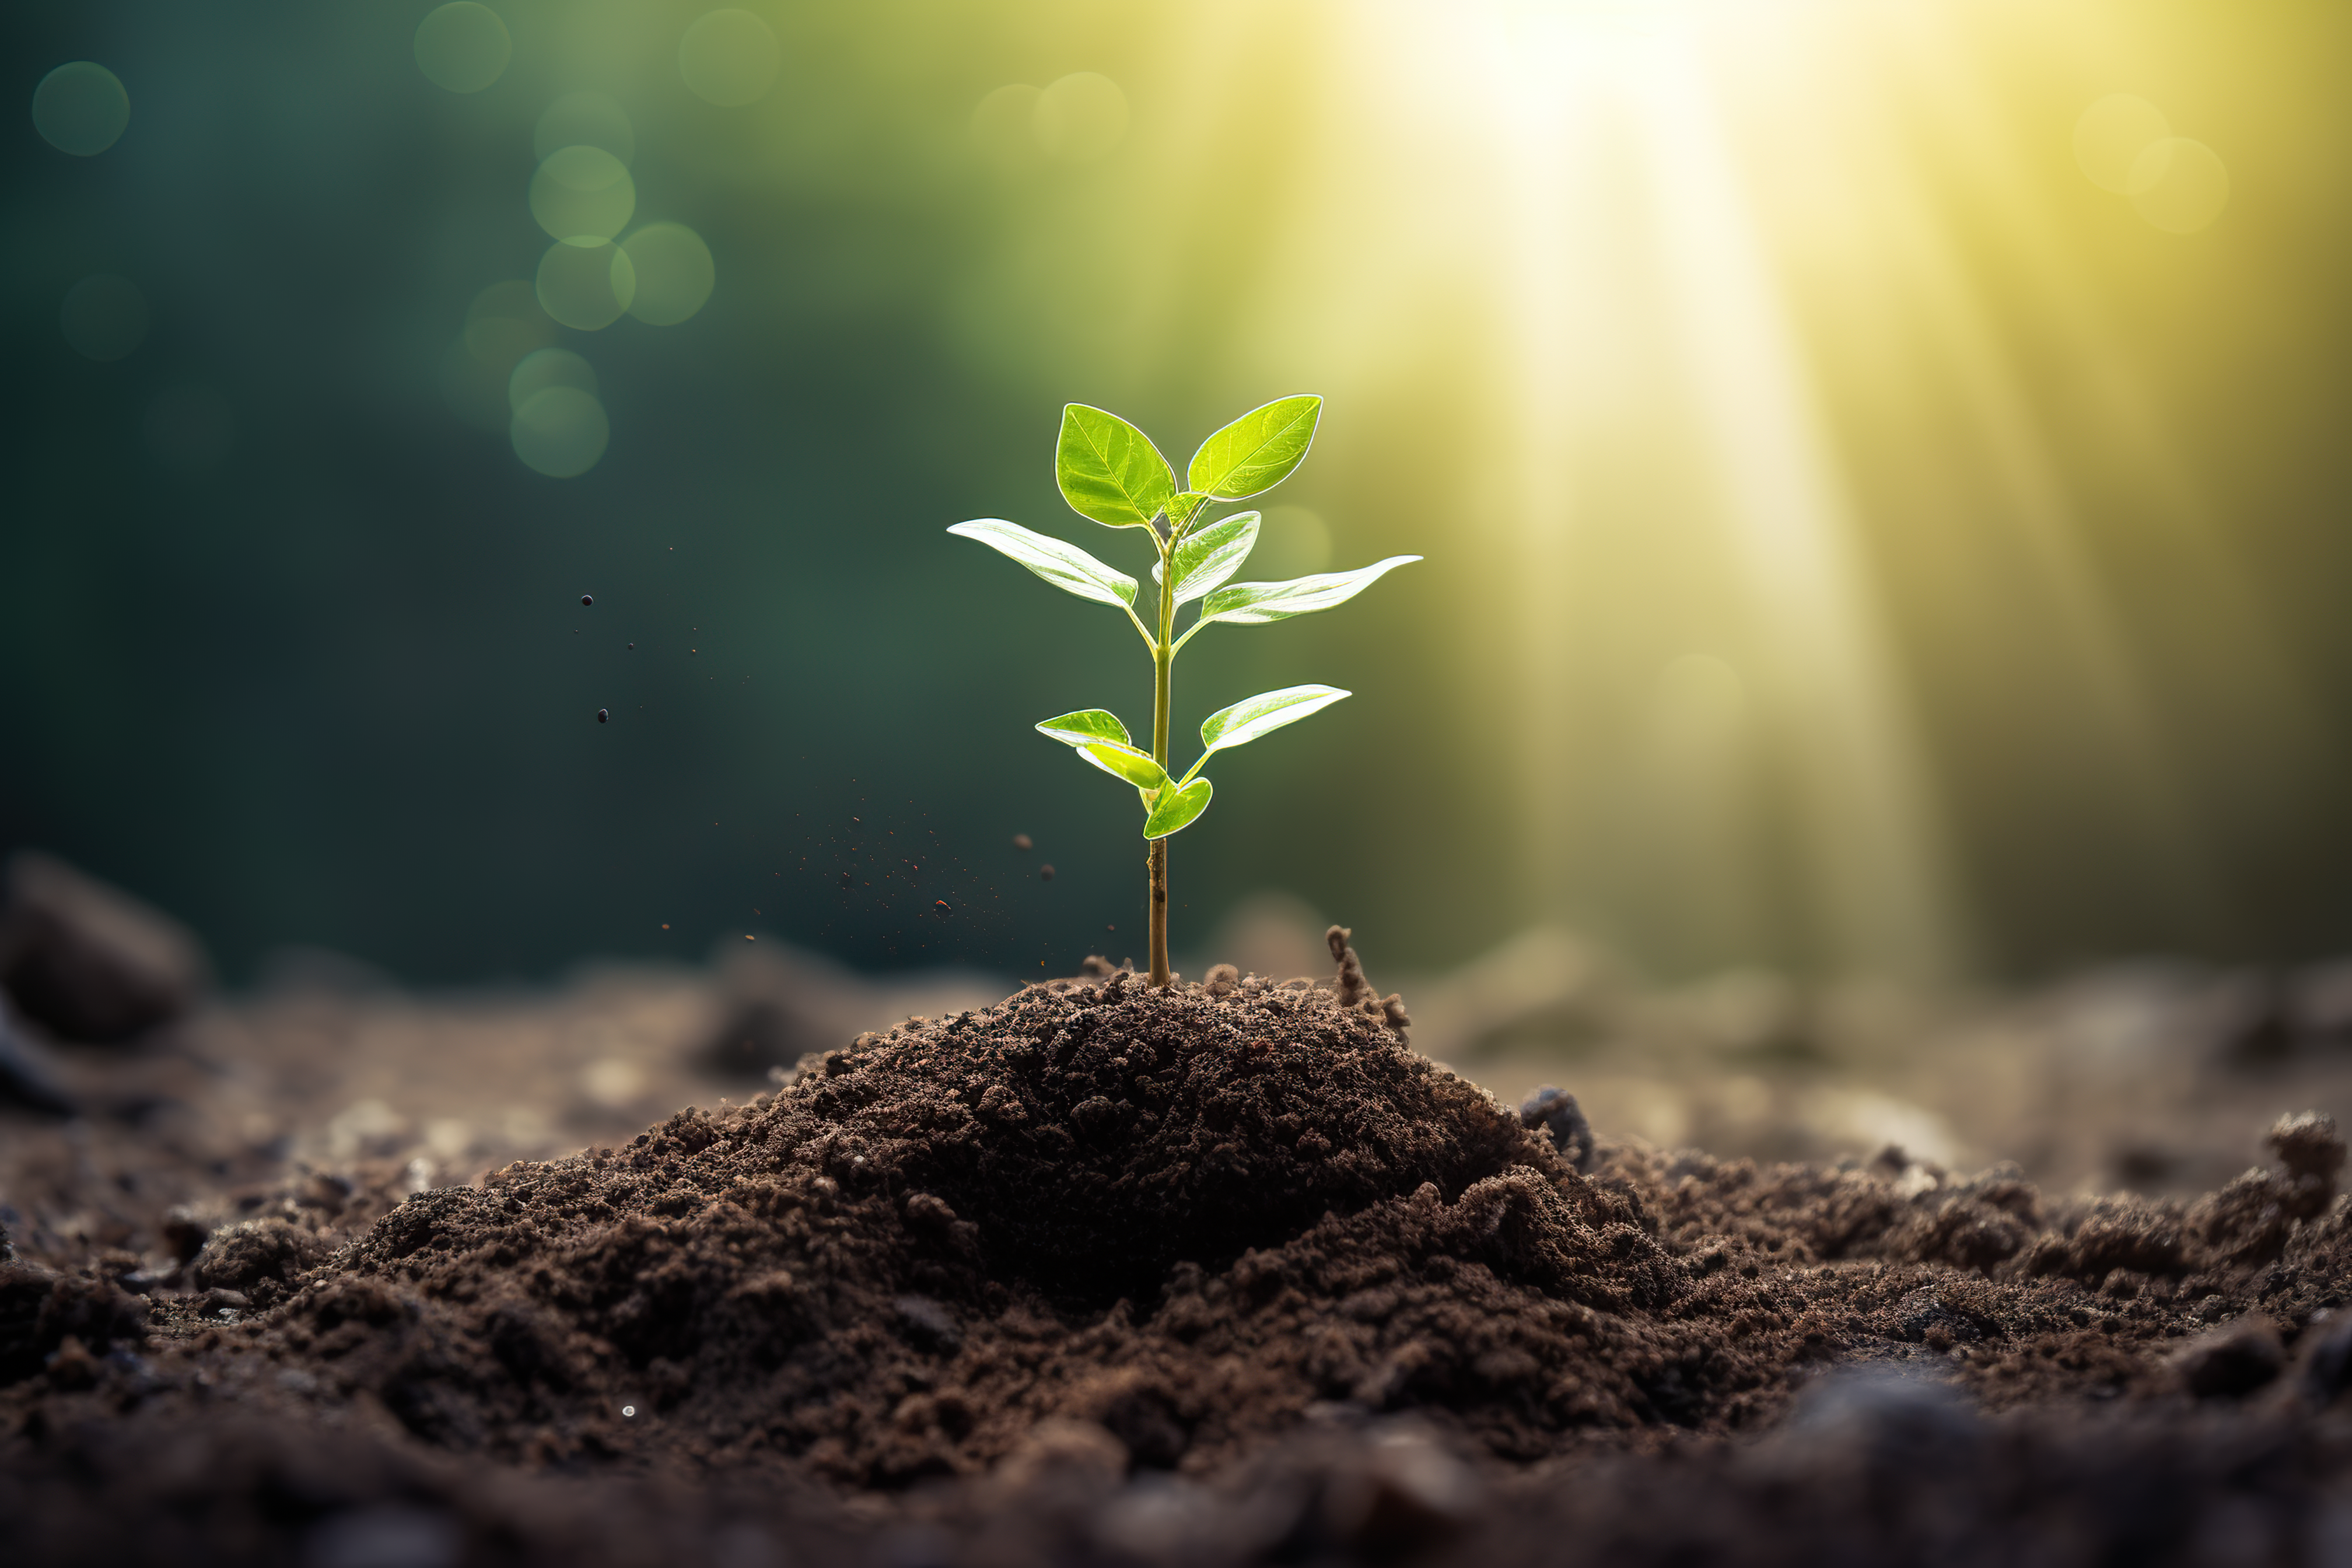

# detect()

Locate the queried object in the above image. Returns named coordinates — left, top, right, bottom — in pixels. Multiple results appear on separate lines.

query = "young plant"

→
left=950, top=396, right=1419, bottom=989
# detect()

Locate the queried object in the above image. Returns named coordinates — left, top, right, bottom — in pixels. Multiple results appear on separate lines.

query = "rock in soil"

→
left=10, top=969, right=2352, bottom=1565
left=0, top=852, right=208, bottom=1043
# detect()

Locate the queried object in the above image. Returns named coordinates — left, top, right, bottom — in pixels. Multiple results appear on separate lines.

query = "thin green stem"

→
left=1148, top=526, right=1174, bottom=988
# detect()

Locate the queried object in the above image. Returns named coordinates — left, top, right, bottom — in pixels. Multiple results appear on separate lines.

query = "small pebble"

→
left=596, top=709, right=609, bottom=723
left=581, top=594, right=594, bottom=606
left=627, top=642, right=635, bottom=650
left=1040, top=864, right=1055, bottom=881
left=1106, top=923, right=1116, bottom=933
left=1013, top=833, right=1034, bottom=851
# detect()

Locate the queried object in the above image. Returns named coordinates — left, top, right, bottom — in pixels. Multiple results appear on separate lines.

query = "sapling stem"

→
left=1149, top=520, right=1176, bottom=986
left=947, top=397, right=1420, bottom=984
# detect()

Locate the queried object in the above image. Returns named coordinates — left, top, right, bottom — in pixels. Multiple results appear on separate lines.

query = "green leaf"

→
left=1165, top=491, right=1209, bottom=531
left=947, top=519, right=1138, bottom=608
left=1199, top=684, right=1350, bottom=759
left=1187, top=395, right=1321, bottom=500
left=1078, top=743, right=1168, bottom=792
left=1142, top=776, right=1212, bottom=838
left=1034, top=709, right=1135, bottom=750
left=1149, top=512, right=1259, bottom=607
left=1195, top=555, right=1421, bottom=629
left=1056, top=404, right=1176, bottom=528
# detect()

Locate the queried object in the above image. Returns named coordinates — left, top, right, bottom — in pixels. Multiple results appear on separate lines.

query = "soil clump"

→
left=10, top=959, right=2352, bottom=1562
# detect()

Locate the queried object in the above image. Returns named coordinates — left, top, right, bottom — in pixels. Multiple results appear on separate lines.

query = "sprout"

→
left=950, top=396, right=1420, bottom=988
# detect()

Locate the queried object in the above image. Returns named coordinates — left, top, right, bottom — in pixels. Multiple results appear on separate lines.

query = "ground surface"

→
left=10, top=907, right=2352, bottom=1564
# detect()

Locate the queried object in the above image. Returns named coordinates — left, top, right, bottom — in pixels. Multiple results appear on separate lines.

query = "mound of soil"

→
left=10, top=957, right=2352, bottom=1563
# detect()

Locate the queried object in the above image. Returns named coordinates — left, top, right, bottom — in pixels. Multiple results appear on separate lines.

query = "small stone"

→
left=1518, top=1086, right=1597, bottom=1171
left=596, top=709, right=609, bottom=723
left=2175, top=1317, right=2284, bottom=1399
left=0, top=852, right=209, bottom=1043
left=2267, top=1111, right=2345, bottom=1182
left=1040, top=864, right=1055, bottom=881
left=0, top=1001, right=76, bottom=1116
left=1012, top=833, right=1033, bottom=851
left=580, top=593, right=594, bottom=606
left=2297, top=1311, right=2352, bottom=1407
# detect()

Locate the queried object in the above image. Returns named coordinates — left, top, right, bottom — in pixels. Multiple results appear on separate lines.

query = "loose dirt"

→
left=10, top=956, right=2352, bottom=1565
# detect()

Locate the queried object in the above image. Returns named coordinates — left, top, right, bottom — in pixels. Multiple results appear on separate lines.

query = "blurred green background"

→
left=4, top=0, right=2350, bottom=989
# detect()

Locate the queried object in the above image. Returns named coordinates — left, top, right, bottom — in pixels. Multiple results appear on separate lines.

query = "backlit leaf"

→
left=1195, top=555, right=1420, bottom=629
left=1142, top=776, right=1212, bottom=838
left=1149, top=512, right=1259, bottom=606
left=948, top=519, right=1138, bottom=608
left=1056, top=404, right=1176, bottom=528
left=1199, top=684, right=1349, bottom=758
left=1078, top=743, right=1168, bottom=792
left=1187, top=395, right=1321, bottom=500
left=1034, top=709, right=1135, bottom=750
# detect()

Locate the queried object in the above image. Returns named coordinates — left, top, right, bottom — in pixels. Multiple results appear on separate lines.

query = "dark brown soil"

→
left=11, top=960, right=2352, bottom=1564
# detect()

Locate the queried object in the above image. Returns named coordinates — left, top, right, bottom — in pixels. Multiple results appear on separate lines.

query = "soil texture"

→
left=11, top=953, right=2352, bottom=1564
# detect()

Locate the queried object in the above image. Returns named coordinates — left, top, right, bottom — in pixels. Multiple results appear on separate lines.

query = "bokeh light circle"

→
left=620, top=223, right=715, bottom=324
left=442, top=281, right=558, bottom=429
left=2073, top=95, right=2168, bottom=194
left=1033, top=72, right=1128, bottom=163
left=59, top=274, right=149, bottom=361
left=508, top=348, right=597, bottom=414
left=536, top=238, right=637, bottom=330
left=32, top=62, right=130, bottom=156
left=678, top=10, right=779, bottom=107
left=462, top=279, right=556, bottom=363
left=414, top=3, right=512, bottom=94
left=534, top=92, right=634, bottom=164
left=530, top=145, right=635, bottom=241
left=511, top=386, right=609, bottom=478
left=2129, top=139, right=2230, bottom=234
left=971, top=84, right=1043, bottom=173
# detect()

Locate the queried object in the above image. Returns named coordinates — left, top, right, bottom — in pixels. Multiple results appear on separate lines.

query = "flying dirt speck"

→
left=596, top=709, right=608, bottom=723
left=1040, top=864, right=1055, bottom=881
left=1013, top=834, right=1033, bottom=851
left=580, top=593, right=594, bottom=606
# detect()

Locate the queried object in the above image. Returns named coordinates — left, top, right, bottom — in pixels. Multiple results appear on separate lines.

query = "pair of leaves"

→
left=1056, top=396, right=1321, bottom=529
left=1032, top=710, right=1216, bottom=837
left=1034, top=684, right=1348, bottom=838
left=951, top=516, right=1418, bottom=640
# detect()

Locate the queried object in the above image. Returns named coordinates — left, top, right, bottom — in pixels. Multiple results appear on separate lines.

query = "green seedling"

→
left=950, top=396, right=1419, bottom=989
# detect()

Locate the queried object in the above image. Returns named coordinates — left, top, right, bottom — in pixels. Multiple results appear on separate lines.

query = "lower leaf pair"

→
left=1035, top=683, right=1349, bottom=839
